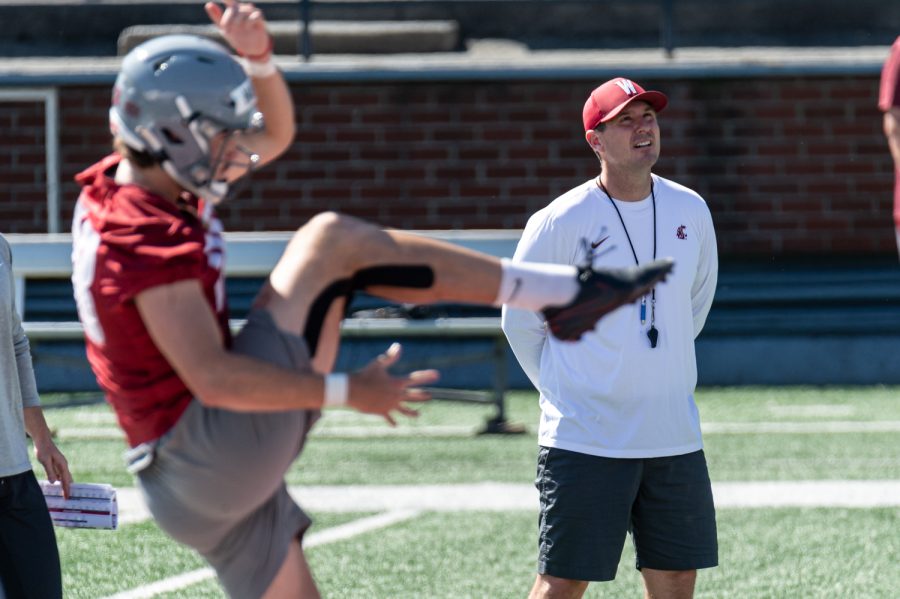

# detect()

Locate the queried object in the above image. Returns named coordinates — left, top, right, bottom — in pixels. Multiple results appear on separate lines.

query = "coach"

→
left=502, top=77, right=719, bottom=599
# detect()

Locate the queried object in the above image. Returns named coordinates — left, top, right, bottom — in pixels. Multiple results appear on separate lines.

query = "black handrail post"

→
left=660, top=0, right=675, bottom=58
left=300, top=0, right=312, bottom=61
left=491, top=336, right=508, bottom=428
left=478, top=336, right=525, bottom=435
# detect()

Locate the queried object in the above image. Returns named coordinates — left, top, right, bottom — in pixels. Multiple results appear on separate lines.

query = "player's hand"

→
left=33, top=439, right=74, bottom=499
left=348, top=343, right=439, bottom=426
left=205, top=0, right=271, bottom=59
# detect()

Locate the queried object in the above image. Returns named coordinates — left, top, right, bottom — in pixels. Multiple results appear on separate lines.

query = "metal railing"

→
left=10, top=231, right=522, bottom=432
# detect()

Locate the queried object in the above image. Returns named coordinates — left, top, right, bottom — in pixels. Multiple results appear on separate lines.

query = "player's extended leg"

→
left=253, top=211, right=674, bottom=369
left=252, top=210, right=511, bottom=371
left=257, top=212, right=505, bottom=328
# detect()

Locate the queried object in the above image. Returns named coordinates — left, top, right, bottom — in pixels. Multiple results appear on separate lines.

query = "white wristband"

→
left=323, top=373, right=349, bottom=408
left=241, top=57, right=277, bottom=79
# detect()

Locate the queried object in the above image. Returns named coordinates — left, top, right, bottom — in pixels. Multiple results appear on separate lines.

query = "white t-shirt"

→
left=502, top=174, right=718, bottom=458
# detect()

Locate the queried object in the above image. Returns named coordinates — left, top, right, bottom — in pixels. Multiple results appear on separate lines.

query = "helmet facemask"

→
left=133, top=94, right=262, bottom=205
left=205, top=117, right=263, bottom=203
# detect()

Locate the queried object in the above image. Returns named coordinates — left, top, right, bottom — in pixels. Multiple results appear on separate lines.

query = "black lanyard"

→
left=597, top=177, right=659, bottom=348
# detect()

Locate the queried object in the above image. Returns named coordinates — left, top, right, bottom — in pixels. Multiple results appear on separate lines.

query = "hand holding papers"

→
left=40, top=481, right=118, bottom=530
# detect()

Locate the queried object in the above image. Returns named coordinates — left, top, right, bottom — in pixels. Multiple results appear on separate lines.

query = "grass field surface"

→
left=35, top=386, right=900, bottom=598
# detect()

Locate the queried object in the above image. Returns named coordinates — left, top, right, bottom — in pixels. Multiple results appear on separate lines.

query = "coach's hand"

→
left=205, top=0, right=272, bottom=60
left=34, top=438, right=74, bottom=500
left=349, top=343, right=438, bottom=426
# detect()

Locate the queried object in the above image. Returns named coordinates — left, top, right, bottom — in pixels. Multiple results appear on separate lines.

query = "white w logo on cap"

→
left=615, top=79, right=638, bottom=96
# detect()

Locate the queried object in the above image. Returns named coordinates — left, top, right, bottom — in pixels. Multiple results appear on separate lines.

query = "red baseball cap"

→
left=582, top=77, right=668, bottom=132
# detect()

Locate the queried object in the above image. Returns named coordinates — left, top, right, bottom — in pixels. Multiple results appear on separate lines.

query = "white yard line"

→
left=57, top=420, right=900, bottom=440
left=311, top=425, right=478, bottom=437
left=114, top=487, right=150, bottom=526
left=56, top=425, right=479, bottom=440
left=291, top=482, right=534, bottom=513
left=701, top=421, right=900, bottom=434
left=101, top=510, right=421, bottom=599
left=712, top=480, right=900, bottom=508
left=115, top=480, right=900, bottom=527
left=102, top=568, right=215, bottom=599
left=304, top=509, right=422, bottom=547
left=56, top=427, right=124, bottom=440
left=290, top=481, right=900, bottom=511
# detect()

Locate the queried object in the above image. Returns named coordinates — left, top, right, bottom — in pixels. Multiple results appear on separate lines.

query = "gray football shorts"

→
left=535, top=446, right=718, bottom=582
left=129, top=309, right=320, bottom=599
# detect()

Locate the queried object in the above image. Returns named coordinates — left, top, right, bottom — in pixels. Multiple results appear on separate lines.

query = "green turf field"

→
left=35, top=386, right=900, bottom=598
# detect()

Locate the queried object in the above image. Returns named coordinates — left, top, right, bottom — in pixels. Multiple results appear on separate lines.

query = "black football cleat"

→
left=543, top=258, right=675, bottom=341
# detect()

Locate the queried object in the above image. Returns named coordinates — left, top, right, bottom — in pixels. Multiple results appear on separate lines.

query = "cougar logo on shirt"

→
left=676, top=225, right=687, bottom=240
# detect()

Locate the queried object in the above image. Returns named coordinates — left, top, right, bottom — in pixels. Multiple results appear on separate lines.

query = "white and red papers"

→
left=40, top=481, right=118, bottom=530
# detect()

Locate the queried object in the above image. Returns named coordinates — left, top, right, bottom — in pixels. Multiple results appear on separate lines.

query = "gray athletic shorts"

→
left=535, top=447, right=718, bottom=582
left=129, top=309, right=320, bottom=599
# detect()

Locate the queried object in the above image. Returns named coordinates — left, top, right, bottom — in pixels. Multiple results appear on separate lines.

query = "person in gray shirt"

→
left=0, top=234, right=73, bottom=599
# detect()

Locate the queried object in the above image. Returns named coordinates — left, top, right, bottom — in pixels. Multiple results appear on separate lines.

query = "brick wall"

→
left=0, top=100, right=53, bottom=229
left=2, top=74, right=895, bottom=257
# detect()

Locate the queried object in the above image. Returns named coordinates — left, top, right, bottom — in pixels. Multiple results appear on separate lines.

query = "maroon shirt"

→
left=72, top=154, right=229, bottom=446
left=879, top=36, right=900, bottom=228
left=879, top=36, right=900, bottom=112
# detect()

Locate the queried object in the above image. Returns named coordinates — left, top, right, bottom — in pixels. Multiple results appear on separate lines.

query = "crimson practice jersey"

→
left=880, top=36, right=900, bottom=230
left=878, top=36, right=900, bottom=113
left=72, top=154, right=229, bottom=447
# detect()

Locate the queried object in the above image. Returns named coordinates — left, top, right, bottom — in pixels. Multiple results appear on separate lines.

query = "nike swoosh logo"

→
left=507, top=277, right=523, bottom=303
left=590, top=236, right=610, bottom=249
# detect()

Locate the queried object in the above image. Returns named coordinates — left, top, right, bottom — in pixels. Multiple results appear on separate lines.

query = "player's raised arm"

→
left=206, top=0, right=295, bottom=170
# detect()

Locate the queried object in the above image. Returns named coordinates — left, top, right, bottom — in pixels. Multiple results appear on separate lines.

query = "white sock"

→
left=494, top=259, right=580, bottom=310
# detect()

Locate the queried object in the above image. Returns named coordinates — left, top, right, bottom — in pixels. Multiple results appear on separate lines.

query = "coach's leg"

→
left=528, top=574, right=589, bottom=599
left=262, top=538, right=319, bottom=599
left=641, top=568, right=696, bottom=599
